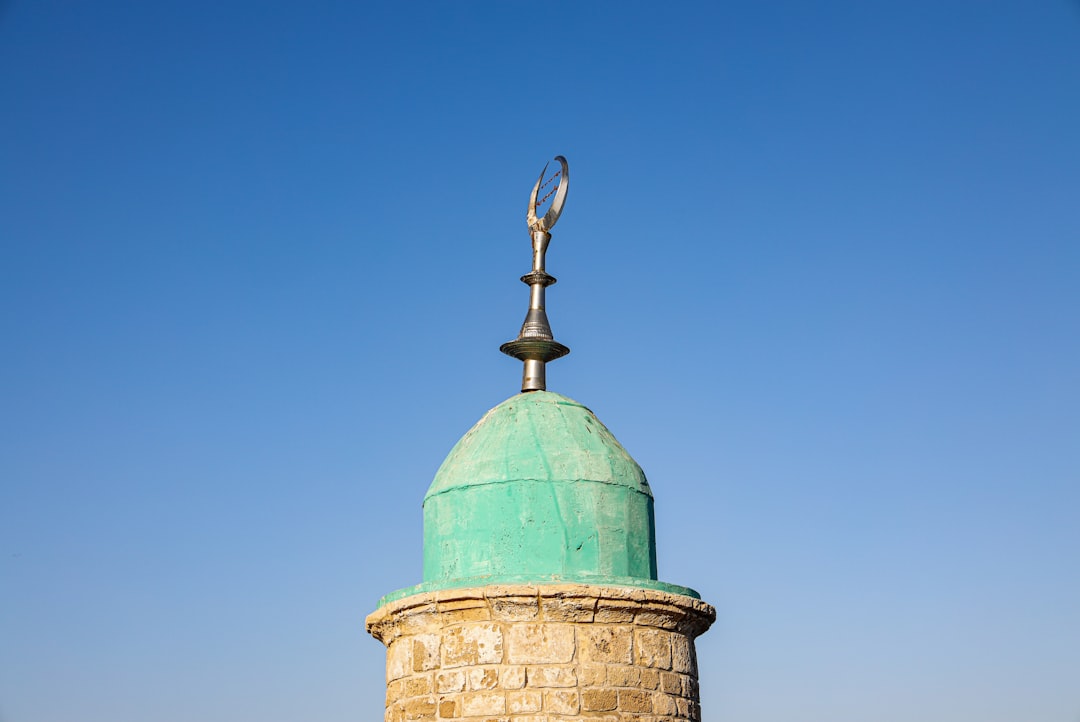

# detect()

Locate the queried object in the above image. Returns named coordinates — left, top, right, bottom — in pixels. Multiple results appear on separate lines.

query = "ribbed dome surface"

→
left=426, top=392, right=651, bottom=499
left=422, top=392, right=658, bottom=586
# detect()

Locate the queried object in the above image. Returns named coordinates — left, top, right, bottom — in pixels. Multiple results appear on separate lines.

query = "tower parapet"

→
left=368, top=585, right=713, bottom=722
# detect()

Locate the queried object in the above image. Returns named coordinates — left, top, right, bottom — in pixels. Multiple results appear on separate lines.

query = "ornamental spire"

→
left=499, top=155, right=571, bottom=392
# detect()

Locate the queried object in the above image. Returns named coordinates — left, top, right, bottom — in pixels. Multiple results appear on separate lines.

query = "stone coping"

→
left=377, top=576, right=701, bottom=608
left=366, top=583, right=716, bottom=645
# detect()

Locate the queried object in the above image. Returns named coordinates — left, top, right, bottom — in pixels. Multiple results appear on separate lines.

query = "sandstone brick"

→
left=388, top=640, right=412, bottom=682
left=436, top=595, right=492, bottom=625
left=437, top=597, right=487, bottom=612
left=618, top=689, right=652, bottom=713
left=442, top=625, right=504, bottom=668
left=660, top=671, right=682, bottom=695
left=580, top=663, right=606, bottom=686
left=403, top=696, right=437, bottom=720
left=525, top=665, right=576, bottom=688
left=671, top=635, right=696, bottom=674
left=653, top=692, right=678, bottom=716
left=467, top=666, right=500, bottom=690
left=506, top=689, right=542, bottom=714
left=605, top=665, right=639, bottom=688
left=578, top=625, right=632, bottom=664
left=435, top=589, right=485, bottom=605
left=390, top=602, right=439, bottom=639
left=499, top=665, right=525, bottom=689
left=635, top=628, right=672, bottom=669
left=441, top=607, right=493, bottom=624
left=404, top=675, right=433, bottom=698
left=639, top=667, right=659, bottom=690
left=542, top=689, right=579, bottom=715
left=488, top=594, right=540, bottom=622
left=436, top=670, right=466, bottom=694
left=683, top=675, right=699, bottom=700
left=687, top=699, right=701, bottom=721
left=581, top=689, right=617, bottom=712
left=439, top=698, right=458, bottom=718
left=540, top=596, right=596, bottom=622
left=411, top=634, right=441, bottom=672
left=387, top=679, right=406, bottom=706
left=460, top=691, right=506, bottom=717
left=386, top=702, right=405, bottom=722
left=593, top=600, right=640, bottom=624
left=635, top=604, right=685, bottom=631
left=676, top=697, right=690, bottom=718
left=505, top=624, right=575, bottom=664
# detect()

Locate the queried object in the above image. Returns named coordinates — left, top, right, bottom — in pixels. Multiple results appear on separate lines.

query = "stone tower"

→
left=366, top=159, right=714, bottom=722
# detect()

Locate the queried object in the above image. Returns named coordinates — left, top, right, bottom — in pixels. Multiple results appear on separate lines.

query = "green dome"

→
left=422, top=391, right=658, bottom=586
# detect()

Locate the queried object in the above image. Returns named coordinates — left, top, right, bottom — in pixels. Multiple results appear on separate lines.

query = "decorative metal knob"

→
left=500, top=156, right=571, bottom=392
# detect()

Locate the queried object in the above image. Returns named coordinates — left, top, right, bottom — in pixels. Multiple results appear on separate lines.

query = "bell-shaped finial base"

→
left=500, top=338, right=570, bottom=392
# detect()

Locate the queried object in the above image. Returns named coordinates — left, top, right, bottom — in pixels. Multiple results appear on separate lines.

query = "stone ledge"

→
left=367, top=584, right=715, bottom=646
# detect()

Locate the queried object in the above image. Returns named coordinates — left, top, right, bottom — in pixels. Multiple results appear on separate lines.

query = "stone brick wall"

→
left=366, top=584, right=715, bottom=722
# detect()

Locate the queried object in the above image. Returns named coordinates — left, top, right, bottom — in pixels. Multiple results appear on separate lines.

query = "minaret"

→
left=367, top=157, right=714, bottom=722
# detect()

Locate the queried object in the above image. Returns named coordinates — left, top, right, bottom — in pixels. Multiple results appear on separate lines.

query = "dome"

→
left=422, top=391, right=658, bottom=586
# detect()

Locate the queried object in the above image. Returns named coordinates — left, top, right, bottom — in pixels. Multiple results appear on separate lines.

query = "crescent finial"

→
left=527, top=155, right=570, bottom=233
left=503, top=155, right=572, bottom=392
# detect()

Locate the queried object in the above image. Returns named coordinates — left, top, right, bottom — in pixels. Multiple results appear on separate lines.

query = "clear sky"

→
left=2, top=1, right=1078, bottom=721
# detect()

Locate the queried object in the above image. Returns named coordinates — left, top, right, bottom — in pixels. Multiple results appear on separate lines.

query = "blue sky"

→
left=2, top=1, right=1078, bottom=721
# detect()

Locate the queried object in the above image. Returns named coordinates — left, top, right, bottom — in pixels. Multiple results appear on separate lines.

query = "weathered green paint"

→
left=375, top=391, right=704, bottom=609
left=422, top=392, right=661, bottom=589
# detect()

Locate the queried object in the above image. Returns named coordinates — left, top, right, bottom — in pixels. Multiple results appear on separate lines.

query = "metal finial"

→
left=500, top=155, right=571, bottom=392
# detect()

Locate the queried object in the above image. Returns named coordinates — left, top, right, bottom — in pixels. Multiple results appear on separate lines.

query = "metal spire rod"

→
left=500, top=155, right=571, bottom=392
